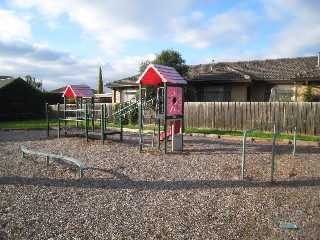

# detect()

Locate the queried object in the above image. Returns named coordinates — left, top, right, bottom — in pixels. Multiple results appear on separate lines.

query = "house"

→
left=51, top=85, right=112, bottom=103
left=105, top=54, right=320, bottom=103
left=105, top=75, right=139, bottom=103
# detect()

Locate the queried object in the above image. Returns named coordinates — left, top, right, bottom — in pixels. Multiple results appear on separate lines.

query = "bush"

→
left=303, top=86, right=320, bottom=102
left=113, top=102, right=139, bottom=125
left=43, top=92, right=64, bottom=105
left=0, top=78, right=44, bottom=115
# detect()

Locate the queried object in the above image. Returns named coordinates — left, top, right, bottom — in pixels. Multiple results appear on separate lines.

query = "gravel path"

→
left=0, top=130, right=319, bottom=239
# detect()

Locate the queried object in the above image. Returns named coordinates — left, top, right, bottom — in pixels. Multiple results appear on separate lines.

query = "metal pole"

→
left=181, top=85, right=185, bottom=151
left=270, top=133, right=278, bottom=183
left=139, top=84, right=143, bottom=152
left=164, top=82, right=168, bottom=154
left=293, top=125, right=297, bottom=155
left=64, top=97, right=66, bottom=125
left=85, top=104, right=88, bottom=142
left=57, top=103, right=60, bottom=138
left=101, top=104, right=105, bottom=145
left=45, top=103, right=49, bottom=137
left=241, top=131, right=247, bottom=179
left=58, top=118, right=61, bottom=138
left=120, top=104, right=123, bottom=141
left=91, top=98, right=94, bottom=131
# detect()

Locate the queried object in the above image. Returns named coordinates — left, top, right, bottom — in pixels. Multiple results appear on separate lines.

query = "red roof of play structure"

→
left=62, top=84, right=95, bottom=98
left=136, top=64, right=187, bottom=85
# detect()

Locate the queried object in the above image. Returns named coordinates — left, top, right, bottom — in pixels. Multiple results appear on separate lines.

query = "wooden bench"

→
left=20, top=145, right=87, bottom=177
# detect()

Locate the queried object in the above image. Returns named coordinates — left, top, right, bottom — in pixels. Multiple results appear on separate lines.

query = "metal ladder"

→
left=140, top=87, right=164, bottom=149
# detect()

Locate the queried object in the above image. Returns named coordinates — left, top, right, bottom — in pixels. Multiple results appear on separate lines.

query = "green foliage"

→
left=303, top=86, right=320, bottom=102
left=113, top=102, right=139, bottom=125
left=139, top=49, right=189, bottom=77
left=25, top=75, right=43, bottom=91
left=139, top=49, right=190, bottom=103
left=97, top=67, right=103, bottom=94
left=0, top=78, right=44, bottom=115
left=128, top=103, right=138, bottom=125
left=43, top=92, right=64, bottom=105
left=113, top=103, right=128, bottom=125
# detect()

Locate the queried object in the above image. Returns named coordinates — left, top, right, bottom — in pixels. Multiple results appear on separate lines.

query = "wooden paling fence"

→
left=50, top=102, right=320, bottom=136
left=184, top=102, right=320, bottom=135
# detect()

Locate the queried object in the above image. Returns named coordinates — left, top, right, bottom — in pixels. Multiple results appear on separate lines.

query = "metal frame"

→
left=270, top=125, right=297, bottom=182
left=138, top=83, right=184, bottom=154
left=242, top=122, right=276, bottom=179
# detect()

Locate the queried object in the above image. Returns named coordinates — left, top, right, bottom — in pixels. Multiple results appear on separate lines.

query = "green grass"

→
left=1, top=119, right=320, bottom=142
left=0, top=119, right=54, bottom=129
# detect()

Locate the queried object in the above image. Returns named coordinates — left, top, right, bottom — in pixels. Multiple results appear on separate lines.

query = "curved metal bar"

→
left=20, top=145, right=87, bottom=178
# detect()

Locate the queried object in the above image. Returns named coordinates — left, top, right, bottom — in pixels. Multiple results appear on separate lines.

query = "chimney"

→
left=211, top=59, right=214, bottom=71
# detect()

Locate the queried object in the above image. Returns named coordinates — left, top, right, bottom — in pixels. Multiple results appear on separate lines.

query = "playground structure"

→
left=241, top=123, right=297, bottom=182
left=46, top=84, right=128, bottom=144
left=136, top=64, right=187, bottom=153
left=21, top=145, right=87, bottom=177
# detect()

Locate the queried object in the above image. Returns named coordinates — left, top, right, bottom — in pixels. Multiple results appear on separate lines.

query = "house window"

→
left=270, top=85, right=294, bottom=102
left=203, top=85, right=231, bottom=102
left=277, top=92, right=292, bottom=102
left=121, top=89, right=137, bottom=102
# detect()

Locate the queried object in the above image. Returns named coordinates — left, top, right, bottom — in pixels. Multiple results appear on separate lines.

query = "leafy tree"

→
left=303, top=86, right=320, bottom=102
left=139, top=49, right=188, bottom=77
left=97, top=66, right=103, bottom=94
left=25, top=75, right=43, bottom=91
left=139, top=49, right=196, bottom=101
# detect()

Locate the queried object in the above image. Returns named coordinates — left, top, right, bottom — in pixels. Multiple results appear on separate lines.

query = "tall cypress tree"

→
left=97, top=66, right=103, bottom=94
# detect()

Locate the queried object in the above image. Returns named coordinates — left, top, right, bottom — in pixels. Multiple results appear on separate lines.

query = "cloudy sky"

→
left=1, top=0, right=320, bottom=91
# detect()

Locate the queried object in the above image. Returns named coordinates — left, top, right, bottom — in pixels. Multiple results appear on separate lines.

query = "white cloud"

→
left=0, top=39, right=154, bottom=90
left=261, top=0, right=320, bottom=57
left=0, top=9, right=31, bottom=41
left=172, top=9, right=257, bottom=49
left=9, top=0, right=193, bottom=56
left=110, top=54, right=156, bottom=78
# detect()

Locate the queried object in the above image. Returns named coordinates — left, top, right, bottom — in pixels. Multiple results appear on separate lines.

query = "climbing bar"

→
left=20, top=145, right=87, bottom=178
left=241, top=122, right=276, bottom=179
left=270, top=125, right=297, bottom=183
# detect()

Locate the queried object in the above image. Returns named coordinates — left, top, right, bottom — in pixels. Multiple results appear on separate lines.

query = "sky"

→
left=1, top=0, right=320, bottom=92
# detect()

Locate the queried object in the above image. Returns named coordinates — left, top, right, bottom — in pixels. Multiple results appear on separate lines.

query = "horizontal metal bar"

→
left=244, top=122, right=275, bottom=134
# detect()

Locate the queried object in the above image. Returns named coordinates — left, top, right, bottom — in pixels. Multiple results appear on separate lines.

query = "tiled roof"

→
left=137, top=64, right=187, bottom=85
left=0, top=77, right=16, bottom=89
left=105, top=75, right=139, bottom=88
left=50, top=86, right=68, bottom=93
left=62, top=84, right=95, bottom=98
left=187, top=56, right=319, bottom=82
left=185, top=62, right=250, bottom=82
left=105, top=56, right=320, bottom=87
